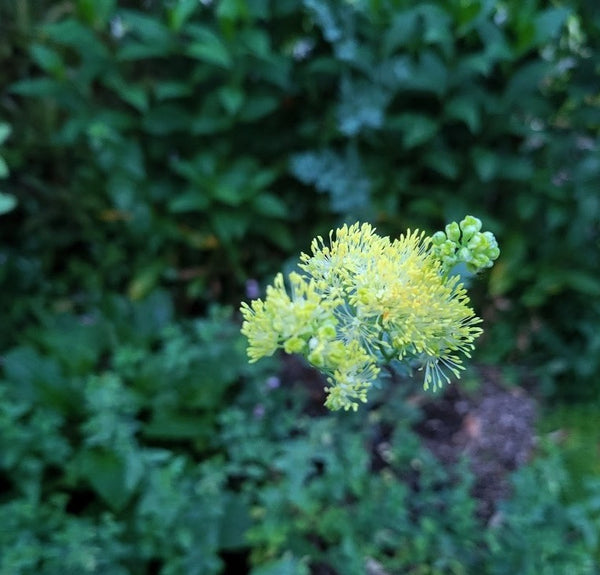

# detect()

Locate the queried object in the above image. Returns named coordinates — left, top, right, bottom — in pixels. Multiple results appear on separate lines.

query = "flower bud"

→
left=445, top=221, right=461, bottom=242
left=284, top=336, right=306, bottom=354
left=459, top=215, right=482, bottom=241
left=432, top=231, right=447, bottom=246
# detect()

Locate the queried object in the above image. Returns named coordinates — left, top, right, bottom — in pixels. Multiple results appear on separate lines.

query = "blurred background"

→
left=0, top=0, right=599, bottom=573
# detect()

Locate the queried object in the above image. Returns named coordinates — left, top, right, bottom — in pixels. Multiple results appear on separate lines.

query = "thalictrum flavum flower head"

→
left=241, top=217, right=499, bottom=411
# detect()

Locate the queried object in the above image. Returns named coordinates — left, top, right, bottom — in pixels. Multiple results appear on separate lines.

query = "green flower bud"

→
left=432, top=231, right=447, bottom=246
left=308, top=348, right=325, bottom=368
left=445, top=221, right=461, bottom=242
left=284, top=336, right=306, bottom=354
left=459, top=215, right=482, bottom=241
left=457, top=246, right=473, bottom=262
left=467, top=233, right=483, bottom=250
left=318, top=323, right=337, bottom=340
left=488, top=246, right=500, bottom=260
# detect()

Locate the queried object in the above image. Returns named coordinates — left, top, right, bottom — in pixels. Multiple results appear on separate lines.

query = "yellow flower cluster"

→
left=241, top=219, right=496, bottom=411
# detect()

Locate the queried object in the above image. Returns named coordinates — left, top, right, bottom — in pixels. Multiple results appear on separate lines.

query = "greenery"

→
left=1, top=0, right=599, bottom=573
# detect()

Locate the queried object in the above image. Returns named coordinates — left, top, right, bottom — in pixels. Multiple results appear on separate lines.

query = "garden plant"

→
left=0, top=0, right=599, bottom=573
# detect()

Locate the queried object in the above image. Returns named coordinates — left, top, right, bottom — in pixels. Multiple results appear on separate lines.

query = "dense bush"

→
left=1, top=0, right=599, bottom=573
left=1, top=0, right=599, bottom=395
left=0, top=297, right=598, bottom=574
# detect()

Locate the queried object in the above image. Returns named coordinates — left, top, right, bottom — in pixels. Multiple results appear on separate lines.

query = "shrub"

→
left=1, top=0, right=598, bottom=395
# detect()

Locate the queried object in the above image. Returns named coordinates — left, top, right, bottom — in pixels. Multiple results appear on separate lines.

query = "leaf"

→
left=219, top=493, right=252, bottom=550
left=382, top=8, right=419, bottom=55
left=391, top=114, right=438, bottom=149
left=217, top=0, right=250, bottom=22
left=185, top=26, right=232, bottom=69
left=103, top=74, right=148, bottom=112
left=10, top=78, right=62, bottom=97
left=0, top=123, right=11, bottom=144
left=534, top=8, right=569, bottom=45
left=30, top=44, right=64, bottom=74
left=78, top=449, right=133, bottom=511
left=169, top=190, right=210, bottom=213
left=167, top=0, right=199, bottom=31
left=471, top=147, right=498, bottom=182
left=407, top=51, right=448, bottom=96
left=289, top=148, right=371, bottom=214
left=251, top=194, right=288, bottom=218
left=239, top=95, right=279, bottom=122
left=423, top=149, right=459, bottom=180
left=445, top=97, right=481, bottom=133
left=337, top=78, right=388, bottom=136
left=218, top=86, right=245, bottom=115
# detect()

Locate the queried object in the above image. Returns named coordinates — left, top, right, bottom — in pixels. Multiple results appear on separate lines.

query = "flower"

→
left=240, top=217, right=498, bottom=411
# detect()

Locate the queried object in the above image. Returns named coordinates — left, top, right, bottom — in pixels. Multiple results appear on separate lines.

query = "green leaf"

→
left=169, top=190, right=210, bottom=213
left=383, top=9, right=419, bottom=55
left=239, top=95, right=279, bottom=122
left=392, top=114, right=438, bottom=149
left=534, top=8, right=569, bottom=45
left=217, top=0, right=250, bottom=22
left=0, top=123, right=11, bottom=145
left=185, top=26, right=232, bottom=69
left=471, top=147, right=498, bottom=182
left=219, top=493, right=252, bottom=550
left=423, top=149, right=459, bottom=180
left=30, top=44, right=64, bottom=76
left=167, top=0, right=199, bottom=31
left=104, top=74, right=148, bottom=112
left=78, top=449, right=133, bottom=511
left=0, top=193, right=16, bottom=215
left=445, top=97, right=481, bottom=133
left=218, top=86, right=245, bottom=115
left=10, top=78, right=62, bottom=97
left=153, top=81, right=193, bottom=101
left=251, top=194, right=288, bottom=218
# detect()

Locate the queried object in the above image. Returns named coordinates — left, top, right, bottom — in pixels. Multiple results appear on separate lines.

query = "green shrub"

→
left=1, top=294, right=598, bottom=574
left=1, top=0, right=598, bottom=395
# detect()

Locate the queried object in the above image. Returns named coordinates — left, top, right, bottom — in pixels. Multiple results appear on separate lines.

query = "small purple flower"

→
left=245, top=279, right=261, bottom=300
left=266, top=376, right=281, bottom=390
left=253, top=404, right=265, bottom=419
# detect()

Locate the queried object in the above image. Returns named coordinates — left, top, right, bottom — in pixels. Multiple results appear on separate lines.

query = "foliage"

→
left=1, top=0, right=598, bottom=395
left=241, top=217, right=498, bottom=410
left=1, top=298, right=598, bottom=574
left=0, top=0, right=599, bottom=572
